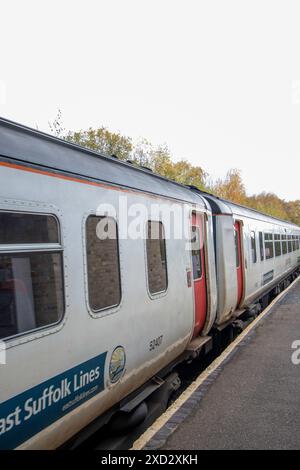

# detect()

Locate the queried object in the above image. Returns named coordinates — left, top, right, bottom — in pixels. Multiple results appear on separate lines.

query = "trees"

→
left=246, top=193, right=289, bottom=220
left=66, top=127, right=133, bottom=161
left=50, top=112, right=208, bottom=190
left=48, top=112, right=299, bottom=224
left=48, top=109, right=66, bottom=139
left=285, top=200, right=300, bottom=225
left=213, top=169, right=247, bottom=205
left=171, top=160, right=207, bottom=190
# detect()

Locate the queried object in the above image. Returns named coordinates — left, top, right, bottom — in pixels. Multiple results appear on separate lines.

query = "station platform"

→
left=133, top=278, right=300, bottom=450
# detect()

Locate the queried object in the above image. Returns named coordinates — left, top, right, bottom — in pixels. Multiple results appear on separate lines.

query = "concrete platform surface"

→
left=143, top=279, right=300, bottom=450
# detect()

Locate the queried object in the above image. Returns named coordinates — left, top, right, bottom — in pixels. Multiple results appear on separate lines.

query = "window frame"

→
left=274, top=234, right=282, bottom=257
left=85, top=214, right=122, bottom=315
left=191, top=225, right=203, bottom=281
left=264, top=232, right=274, bottom=260
left=250, top=230, right=257, bottom=264
left=0, top=210, right=65, bottom=343
left=292, top=235, right=297, bottom=252
left=288, top=235, right=292, bottom=253
left=281, top=234, right=288, bottom=255
left=234, top=227, right=240, bottom=268
left=259, top=231, right=264, bottom=261
left=145, top=220, right=168, bottom=297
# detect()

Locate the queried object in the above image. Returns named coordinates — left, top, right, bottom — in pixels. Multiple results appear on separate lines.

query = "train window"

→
left=146, top=221, right=168, bottom=295
left=191, top=226, right=202, bottom=280
left=0, top=212, right=59, bottom=245
left=259, top=232, right=264, bottom=261
left=297, top=236, right=300, bottom=251
left=282, top=234, right=287, bottom=255
left=264, top=233, right=274, bottom=259
left=275, top=234, right=281, bottom=257
left=234, top=229, right=239, bottom=268
left=288, top=235, right=292, bottom=253
left=0, top=212, right=64, bottom=341
left=250, top=231, right=257, bottom=264
left=86, top=216, right=121, bottom=312
left=292, top=235, right=297, bottom=251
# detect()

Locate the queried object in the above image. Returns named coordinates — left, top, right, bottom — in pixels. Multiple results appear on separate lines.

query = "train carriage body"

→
left=0, top=118, right=217, bottom=449
left=0, top=117, right=299, bottom=449
left=202, top=194, right=300, bottom=325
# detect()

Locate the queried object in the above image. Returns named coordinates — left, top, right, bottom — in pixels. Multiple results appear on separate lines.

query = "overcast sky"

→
left=1, top=0, right=300, bottom=200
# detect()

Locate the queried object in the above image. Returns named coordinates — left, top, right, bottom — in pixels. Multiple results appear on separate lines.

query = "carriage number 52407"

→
left=149, top=335, right=163, bottom=351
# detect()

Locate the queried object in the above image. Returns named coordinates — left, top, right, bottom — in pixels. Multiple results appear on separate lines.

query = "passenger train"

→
left=0, top=117, right=299, bottom=449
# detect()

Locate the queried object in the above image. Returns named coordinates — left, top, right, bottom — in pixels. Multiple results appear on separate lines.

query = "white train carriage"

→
left=0, top=117, right=299, bottom=450
left=0, top=118, right=217, bottom=449
left=201, top=194, right=300, bottom=325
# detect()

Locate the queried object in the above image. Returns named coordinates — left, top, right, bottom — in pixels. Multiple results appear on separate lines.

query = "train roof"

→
left=0, top=117, right=207, bottom=208
left=1, top=117, right=298, bottom=229
left=198, top=191, right=300, bottom=230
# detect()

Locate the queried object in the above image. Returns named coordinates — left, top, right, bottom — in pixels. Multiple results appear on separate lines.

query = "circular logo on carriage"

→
left=109, top=346, right=126, bottom=383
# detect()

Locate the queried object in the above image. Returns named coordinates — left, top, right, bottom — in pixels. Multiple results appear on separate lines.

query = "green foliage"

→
left=66, top=127, right=133, bottom=161
left=132, top=141, right=207, bottom=189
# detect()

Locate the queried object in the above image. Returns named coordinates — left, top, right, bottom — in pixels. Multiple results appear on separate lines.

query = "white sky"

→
left=1, top=0, right=300, bottom=200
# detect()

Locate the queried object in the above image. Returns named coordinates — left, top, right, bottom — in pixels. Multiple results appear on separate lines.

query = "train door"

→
left=234, top=221, right=244, bottom=307
left=191, top=212, right=207, bottom=337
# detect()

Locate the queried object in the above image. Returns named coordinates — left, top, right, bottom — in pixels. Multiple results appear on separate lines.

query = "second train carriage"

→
left=201, top=193, right=300, bottom=325
left=0, top=116, right=299, bottom=449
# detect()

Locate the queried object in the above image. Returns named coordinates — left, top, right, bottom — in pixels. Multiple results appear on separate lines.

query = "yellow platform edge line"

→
left=131, top=276, right=300, bottom=450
